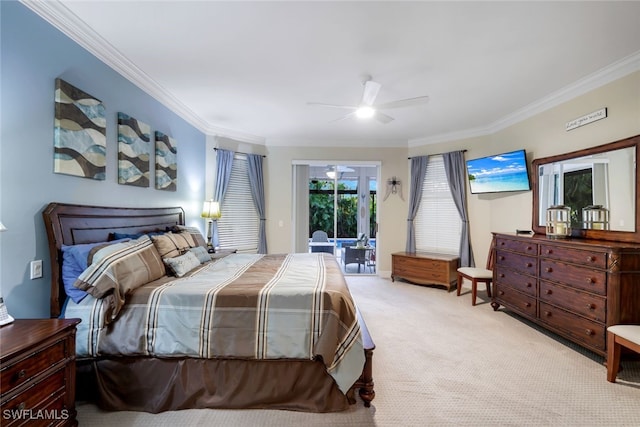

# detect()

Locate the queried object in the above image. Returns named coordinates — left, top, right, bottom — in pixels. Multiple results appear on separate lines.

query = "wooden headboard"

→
left=43, top=202, right=185, bottom=318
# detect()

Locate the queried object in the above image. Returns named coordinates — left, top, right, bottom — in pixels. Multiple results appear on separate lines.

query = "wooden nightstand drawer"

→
left=1, top=339, right=67, bottom=393
left=0, top=319, right=80, bottom=427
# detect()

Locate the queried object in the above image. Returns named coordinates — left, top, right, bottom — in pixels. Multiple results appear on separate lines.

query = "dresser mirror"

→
left=532, top=134, right=639, bottom=242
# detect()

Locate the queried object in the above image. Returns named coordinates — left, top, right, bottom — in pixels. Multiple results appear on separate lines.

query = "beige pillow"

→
left=174, top=225, right=208, bottom=248
left=73, top=235, right=166, bottom=323
left=151, top=232, right=196, bottom=258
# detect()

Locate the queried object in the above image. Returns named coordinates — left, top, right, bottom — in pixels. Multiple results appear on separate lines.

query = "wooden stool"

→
left=606, top=324, right=640, bottom=382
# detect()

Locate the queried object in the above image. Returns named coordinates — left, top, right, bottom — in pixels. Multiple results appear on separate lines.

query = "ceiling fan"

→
left=307, top=76, right=429, bottom=124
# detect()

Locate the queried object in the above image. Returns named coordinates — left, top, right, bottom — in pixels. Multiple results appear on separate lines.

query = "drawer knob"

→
left=527, top=246, right=532, bottom=251
left=545, top=267, right=553, bottom=273
left=525, top=262, right=532, bottom=268
left=527, top=282, right=532, bottom=288
left=499, top=273, right=505, bottom=278
left=587, top=256, right=595, bottom=262
left=546, top=249, right=553, bottom=254
left=499, top=256, right=505, bottom=261
left=524, top=302, right=531, bottom=308
left=499, top=291, right=505, bottom=296
left=500, top=241, right=505, bottom=246
left=586, top=303, right=595, bottom=310
left=585, top=329, right=594, bottom=336
left=586, top=277, right=595, bottom=284
left=544, top=311, right=551, bottom=317
left=18, top=369, right=26, bottom=379
left=545, top=289, right=552, bottom=295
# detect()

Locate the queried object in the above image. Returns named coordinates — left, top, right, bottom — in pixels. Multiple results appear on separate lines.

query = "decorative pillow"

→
left=151, top=232, right=196, bottom=258
left=189, top=246, right=211, bottom=264
left=61, top=238, right=130, bottom=303
left=173, top=225, right=208, bottom=248
left=163, top=251, right=202, bottom=277
left=73, top=235, right=166, bottom=322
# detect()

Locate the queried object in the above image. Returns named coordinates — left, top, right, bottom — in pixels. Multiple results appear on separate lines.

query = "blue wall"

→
left=0, top=2, right=206, bottom=318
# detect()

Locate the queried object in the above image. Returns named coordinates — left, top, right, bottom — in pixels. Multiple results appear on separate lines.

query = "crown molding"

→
left=410, top=49, right=640, bottom=147
left=22, top=1, right=639, bottom=148
left=20, top=0, right=265, bottom=145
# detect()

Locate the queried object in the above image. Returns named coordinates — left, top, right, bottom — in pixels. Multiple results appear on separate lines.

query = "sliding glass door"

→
left=293, top=161, right=379, bottom=275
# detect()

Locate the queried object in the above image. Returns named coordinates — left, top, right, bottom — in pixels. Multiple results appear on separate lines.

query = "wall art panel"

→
left=118, top=112, right=150, bottom=187
left=155, top=131, right=177, bottom=191
left=53, top=78, right=106, bottom=179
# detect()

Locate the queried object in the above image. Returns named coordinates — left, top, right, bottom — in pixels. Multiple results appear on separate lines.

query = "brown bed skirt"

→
left=76, top=357, right=357, bottom=413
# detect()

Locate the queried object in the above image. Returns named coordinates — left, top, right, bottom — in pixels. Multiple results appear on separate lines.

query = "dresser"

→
left=491, top=233, right=640, bottom=358
left=1, top=319, right=80, bottom=427
left=391, top=252, right=459, bottom=291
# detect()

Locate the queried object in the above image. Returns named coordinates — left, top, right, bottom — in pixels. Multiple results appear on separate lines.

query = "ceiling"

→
left=27, top=1, right=640, bottom=147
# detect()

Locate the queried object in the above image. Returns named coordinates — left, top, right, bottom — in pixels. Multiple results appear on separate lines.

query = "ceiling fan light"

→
left=355, top=106, right=375, bottom=119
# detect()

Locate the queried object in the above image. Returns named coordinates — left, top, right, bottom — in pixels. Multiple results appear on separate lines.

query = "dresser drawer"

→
left=495, top=250, right=537, bottom=276
left=539, top=259, right=606, bottom=295
left=539, top=281, right=605, bottom=322
left=1, top=339, right=67, bottom=393
left=1, top=368, right=65, bottom=413
left=496, top=238, right=538, bottom=256
left=494, top=285, right=537, bottom=318
left=494, top=266, right=536, bottom=296
left=540, top=244, right=607, bottom=269
left=539, top=302, right=605, bottom=351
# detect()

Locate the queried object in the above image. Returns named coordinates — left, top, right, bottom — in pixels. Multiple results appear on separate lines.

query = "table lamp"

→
left=201, top=200, right=221, bottom=253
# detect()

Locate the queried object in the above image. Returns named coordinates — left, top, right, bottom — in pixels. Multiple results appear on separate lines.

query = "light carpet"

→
left=76, top=276, right=640, bottom=426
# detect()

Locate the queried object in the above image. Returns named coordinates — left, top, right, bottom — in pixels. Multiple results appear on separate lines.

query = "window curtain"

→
left=443, top=151, right=475, bottom=267
left=212, top=149, right=235, bottom=248
left=405, top=155, right=429, bottom=253
left=247, top=153, right=268, bottom=254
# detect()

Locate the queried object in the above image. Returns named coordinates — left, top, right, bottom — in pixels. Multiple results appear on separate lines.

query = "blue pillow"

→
left=61, top=238, right=129, bottom=303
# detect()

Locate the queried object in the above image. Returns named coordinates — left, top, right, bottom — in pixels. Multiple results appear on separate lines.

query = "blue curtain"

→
left=212, top=149, right=234, bottom=248
left=405, top=156, right=429, bottom=253
left=247, top=154, right=268, bottom=254
left=443, top=151, right=475, bottom=267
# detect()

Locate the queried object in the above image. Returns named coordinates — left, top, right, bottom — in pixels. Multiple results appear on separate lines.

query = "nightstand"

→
left=1, top=318, right=81, bottom=427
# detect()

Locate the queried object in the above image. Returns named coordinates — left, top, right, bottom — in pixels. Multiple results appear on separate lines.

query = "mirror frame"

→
left=532, top=134, right=640, bottom=243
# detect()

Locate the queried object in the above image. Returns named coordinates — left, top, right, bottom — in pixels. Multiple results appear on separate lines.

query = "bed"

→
left=43, top=202, right=374, bottom=413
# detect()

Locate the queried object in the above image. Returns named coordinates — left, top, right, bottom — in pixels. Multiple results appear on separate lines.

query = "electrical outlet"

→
left=30, top=260, right=43, bottom=279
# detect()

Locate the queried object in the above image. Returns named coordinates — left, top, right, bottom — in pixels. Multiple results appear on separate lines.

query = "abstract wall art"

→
left=118, top=112, right=150, bottom=187
left=53, top=78, right=106, bottom=180
left=155, top=131, right=177, bottom=191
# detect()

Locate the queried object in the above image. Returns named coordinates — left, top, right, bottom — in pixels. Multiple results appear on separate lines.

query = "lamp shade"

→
left=201, top=200, right=221, bottom=219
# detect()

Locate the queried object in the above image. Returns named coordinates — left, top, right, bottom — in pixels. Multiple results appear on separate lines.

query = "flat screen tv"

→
left=466, top=149, right=531, bottom=194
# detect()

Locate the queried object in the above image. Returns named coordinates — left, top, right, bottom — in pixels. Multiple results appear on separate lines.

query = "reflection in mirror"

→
left=536, top=146, right=635, bottom=232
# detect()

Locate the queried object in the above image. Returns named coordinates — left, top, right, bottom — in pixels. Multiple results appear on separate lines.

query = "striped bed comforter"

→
left=63, top=252, right=365, bottom=393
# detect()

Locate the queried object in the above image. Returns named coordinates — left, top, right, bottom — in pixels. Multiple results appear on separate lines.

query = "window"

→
left=414, top=155, right=462, bottom=254
left=217, top=154, right=259, bottom=252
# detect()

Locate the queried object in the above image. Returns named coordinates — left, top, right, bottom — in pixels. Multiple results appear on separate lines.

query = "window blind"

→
left=414, top=155, right=462, bottom=255
left=217, top=155, right=259, bottom=252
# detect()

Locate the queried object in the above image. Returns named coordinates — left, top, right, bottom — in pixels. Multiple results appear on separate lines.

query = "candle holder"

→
left=546, top=205, right=571, bottom=238
left=582, top=205, right=609, bottom=230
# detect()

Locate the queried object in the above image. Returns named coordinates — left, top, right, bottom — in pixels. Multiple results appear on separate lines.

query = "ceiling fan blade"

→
left=361, top=80, right=381, bottom=106
left=375, top=95, right=430, bottom=110
left=374, top=111, right=394, bottom=124
left=328, top=111, right=357, bottom=123
left=307, top=102, right=358, bottom=110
